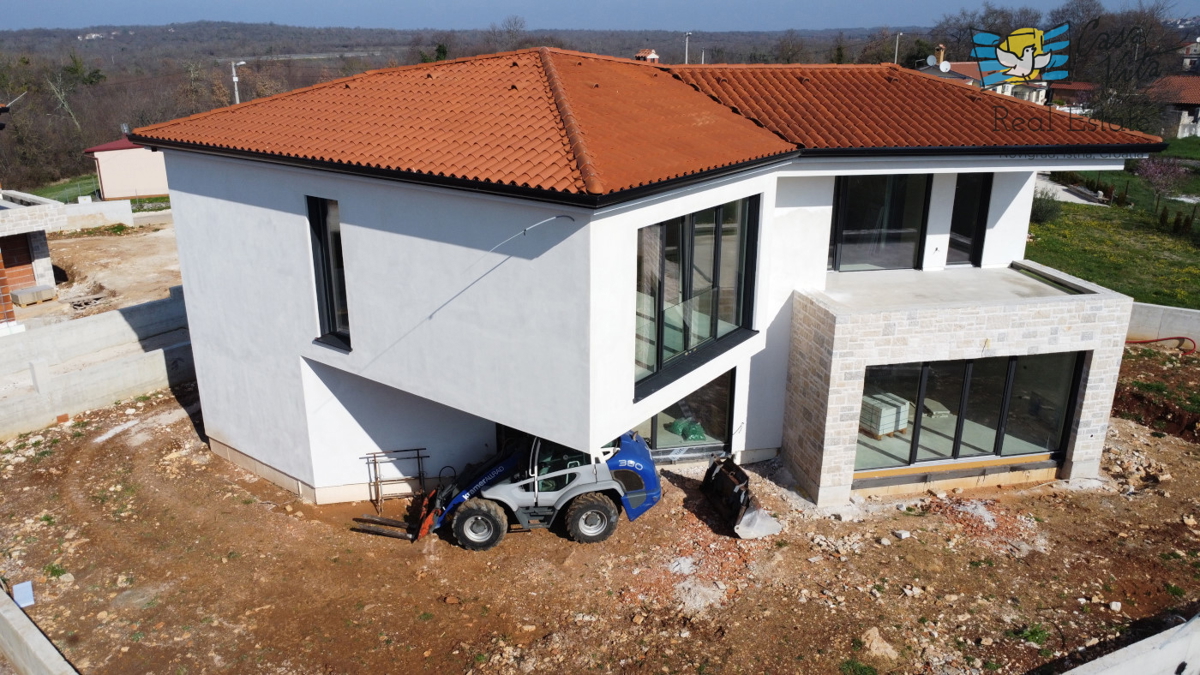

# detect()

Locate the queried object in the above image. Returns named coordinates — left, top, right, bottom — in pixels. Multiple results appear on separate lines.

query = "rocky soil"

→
left=0, top=355, right=1198, bottom=673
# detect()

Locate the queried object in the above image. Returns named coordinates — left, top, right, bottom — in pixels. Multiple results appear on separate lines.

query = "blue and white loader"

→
left=353, top=429, right=662, bottom=551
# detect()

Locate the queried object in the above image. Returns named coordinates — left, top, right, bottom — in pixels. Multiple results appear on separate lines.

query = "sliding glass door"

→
left=854, top=352, right=1084, bottom=472
left=947, top=173, right=993, bottom=266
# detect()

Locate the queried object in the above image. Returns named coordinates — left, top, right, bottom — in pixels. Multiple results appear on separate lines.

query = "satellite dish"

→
left=939, top=61, right=951, bottom=73
left=927, top=55, right=937, bottom=66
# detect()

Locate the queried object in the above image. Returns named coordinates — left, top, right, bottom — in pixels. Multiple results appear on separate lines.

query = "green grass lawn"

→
left=1065, top=168, right=1200, bottom=217
left=1027, top=203, right=1200, bottom=309
left=1163, top=136, right=1200, bottom=161
left=28, top=174, right=99, bottom=203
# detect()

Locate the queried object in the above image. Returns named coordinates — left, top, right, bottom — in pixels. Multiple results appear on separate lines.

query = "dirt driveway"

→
left=1, top=378, right=1199, bottom=675
left=13, top=221, right=180, bottom=326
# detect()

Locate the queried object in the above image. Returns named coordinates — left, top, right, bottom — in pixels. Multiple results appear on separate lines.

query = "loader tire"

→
left=452, top=499, right=507, bottom=551
left=565, top=493, right=618, bottom=544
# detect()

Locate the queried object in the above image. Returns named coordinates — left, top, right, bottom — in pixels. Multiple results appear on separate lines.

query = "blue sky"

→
left=4, top=0, right=1110, bottom=32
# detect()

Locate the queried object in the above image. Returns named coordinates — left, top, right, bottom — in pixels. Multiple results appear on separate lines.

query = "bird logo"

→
left=972, top=23, right=1070, bottom=87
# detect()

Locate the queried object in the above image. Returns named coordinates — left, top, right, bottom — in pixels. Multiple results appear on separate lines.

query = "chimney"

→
left=935, top=44, right=946, bottom=64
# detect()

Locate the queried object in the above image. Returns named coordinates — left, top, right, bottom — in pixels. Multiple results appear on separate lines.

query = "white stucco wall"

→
left=166, top=151, right=595, bottom=485
left=301, top=358, right=495, bottom=493
left=94, top=147, right=169, bottom=200
left=980, top=171, right=1037, bottom=267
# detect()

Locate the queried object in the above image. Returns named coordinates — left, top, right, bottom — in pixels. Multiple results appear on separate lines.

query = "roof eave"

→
left=798, top=142, right=1168, bottom=157
left=129, top=135, right=803, bottom=209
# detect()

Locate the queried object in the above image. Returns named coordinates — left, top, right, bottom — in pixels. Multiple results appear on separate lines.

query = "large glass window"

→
left=307, top=196, right=351, bottom=350
left=854, top=353, right=1082, bottom=472
left=828, top=174, right=931, bottom=272
left=633, top=369, right=733, bottom=462
left=947, top=173, right=993, bottom=266
left=635, top=198, right=757, bottom=381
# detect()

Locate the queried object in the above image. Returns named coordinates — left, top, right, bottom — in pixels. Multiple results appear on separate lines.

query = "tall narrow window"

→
left=633, top=196, right=753, bottom=381
left=307, top=196, right=351, bottom=351
left=947, top=173, right=993, bottom=266
left=828, top=174, right=932, bottom=272
left=635, top=197, right=757, bottom=383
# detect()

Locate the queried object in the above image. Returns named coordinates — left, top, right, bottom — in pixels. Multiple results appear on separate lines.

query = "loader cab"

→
left=496, top=432, right=597, bottom=507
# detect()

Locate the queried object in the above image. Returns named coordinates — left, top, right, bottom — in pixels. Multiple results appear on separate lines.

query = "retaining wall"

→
left=0, top=288, right=193, bottom=440
left=0, top=288, right=186, bottom=376
left=0, top=191, right=134, bottom=233
left=0, top=590, right=77, bottom=675
left=1128, top=302, right=1200, bottom=345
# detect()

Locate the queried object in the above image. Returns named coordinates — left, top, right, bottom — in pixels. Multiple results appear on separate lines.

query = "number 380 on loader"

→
left=354, top=430, right=662, bottom=551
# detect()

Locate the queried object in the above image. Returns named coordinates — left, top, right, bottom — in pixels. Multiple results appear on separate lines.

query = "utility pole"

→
left=894, top=32, right=903, bottom=64
left=685, top=32, right=693, bottom=64
left=231, top=60, right=246, bottom=104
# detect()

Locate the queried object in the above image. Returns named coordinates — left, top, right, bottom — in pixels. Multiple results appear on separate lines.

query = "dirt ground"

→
left=2, top=350, right=1200, bottom=674
left=13, top=217, right=181, bottom=326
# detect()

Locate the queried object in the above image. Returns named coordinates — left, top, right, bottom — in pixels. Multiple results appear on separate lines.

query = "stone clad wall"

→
left=782, top=262, right=1133, bottom=507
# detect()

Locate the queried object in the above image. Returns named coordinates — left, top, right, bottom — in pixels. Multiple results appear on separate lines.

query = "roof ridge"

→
left=539, top=47, right=605, bottom=195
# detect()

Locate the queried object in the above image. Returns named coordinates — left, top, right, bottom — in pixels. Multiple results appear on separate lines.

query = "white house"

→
left=131, top=49, right=1164, bottom=507
left=83, top=136, right=170, bottom=201
left=918, top=61, right=1048, bottom=105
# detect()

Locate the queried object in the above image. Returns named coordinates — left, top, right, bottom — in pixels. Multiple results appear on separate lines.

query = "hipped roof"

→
left=132, top=48, right=1164, bottom=206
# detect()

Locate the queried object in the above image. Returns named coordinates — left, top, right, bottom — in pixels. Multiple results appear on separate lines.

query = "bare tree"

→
left=775, top=30, right=808, bottom=64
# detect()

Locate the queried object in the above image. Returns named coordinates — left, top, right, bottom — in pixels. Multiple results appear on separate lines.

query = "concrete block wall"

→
left=782, top=262, right=1132, bottom=506
left=0, top=288, right=186, bottom=376
left=0, top=203, right=66, bottom=239
left=28, top=230, right=54, bottom=289
left=1128, top=302, right=1200, bottom=344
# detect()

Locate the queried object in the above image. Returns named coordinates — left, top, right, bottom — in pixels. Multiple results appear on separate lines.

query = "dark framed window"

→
left=633, top=369, right=735, bottom=463
left=854, top=352, right=1084, bottom=472
left=307, top=196, right=351, bottom=351
left=635, top=197, right=758, bottom=388
left=828, top=174, right=932, bottom=272
left=947, top=173, right=993, bottom=266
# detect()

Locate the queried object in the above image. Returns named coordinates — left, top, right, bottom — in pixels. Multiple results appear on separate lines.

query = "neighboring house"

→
left=131, top=49, right=1163, bottom=507
left=1147, top=75, right=1200, bottom=138
left=0, top=192, right=60, bottom=335
left=83, top=135, right=170, bottom=201
left=1179, top=39, right=1200, bottom=71
left=634, top=49, right=659, bottom=63
left=918, top=61, right=1047, bottom=104
left=1047, top=81, right=1096, bottom=108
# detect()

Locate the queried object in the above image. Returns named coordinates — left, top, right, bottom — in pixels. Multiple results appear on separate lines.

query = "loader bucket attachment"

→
left=700, top=458, right=782, bottom=540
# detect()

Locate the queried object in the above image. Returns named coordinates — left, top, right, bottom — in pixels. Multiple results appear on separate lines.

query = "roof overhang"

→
left=131, top=135, right=804, bottom=209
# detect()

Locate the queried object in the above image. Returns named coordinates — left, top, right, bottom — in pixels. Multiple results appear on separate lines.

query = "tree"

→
left=1136, top=156, right=1188, bottom=212
left=775, top=30, right=808, bottom=64
left=930, top=2, right=1043, bottom=61
left=828, top=33, right=847, bottom=64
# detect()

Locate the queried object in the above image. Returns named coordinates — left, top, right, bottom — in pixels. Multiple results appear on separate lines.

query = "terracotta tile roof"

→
left=133, top=49, right=1162, bottom=202
left=671, top=63, right=1160, bottom=151
left=83, top=135, right=143, bottom=154
left=1048, top=81, right=1097, bottom=91
left=1147, top=75, right=1200, bottom=106
left=941, top=62, right=983, bottom=81
left=132, top=48, right=792, bottom=197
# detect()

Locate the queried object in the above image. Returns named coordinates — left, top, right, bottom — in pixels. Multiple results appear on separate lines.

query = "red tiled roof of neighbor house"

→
left=83, top=136, right=143, bottom=154
left=1048, top=81, right=1097, bottom=91
left=672, top=63, right=1160, bottom=151
left=132, top=48, right=1164, bottom=204
left=1147, top=75, right=1200, bottom=106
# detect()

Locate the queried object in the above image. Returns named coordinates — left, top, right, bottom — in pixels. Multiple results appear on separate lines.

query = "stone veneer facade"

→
left=781, top=261, right=1133, bottom=507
